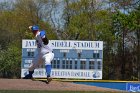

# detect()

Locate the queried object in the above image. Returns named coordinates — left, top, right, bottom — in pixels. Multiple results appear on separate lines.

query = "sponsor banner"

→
left=126, top=83, right=140, bottom=92
left=22, top=40, right=103, bottom=50
left=21, top=69, right=102, bottom=79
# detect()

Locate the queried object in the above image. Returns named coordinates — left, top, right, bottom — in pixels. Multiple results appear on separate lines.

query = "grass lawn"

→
left=0, top=90, right=128, bottom=93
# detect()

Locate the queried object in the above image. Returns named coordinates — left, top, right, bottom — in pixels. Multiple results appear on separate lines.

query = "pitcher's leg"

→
left=23, top=65, right=36, bottom=79
left=23, top=70, right=34, bottom=79
left=23, top=54, right=41, bottom=79
left=45, top=65, right=52, bottom=83
left=43, top=52, right=54, bottom=83
left=45, top=65, right=51, bottom=77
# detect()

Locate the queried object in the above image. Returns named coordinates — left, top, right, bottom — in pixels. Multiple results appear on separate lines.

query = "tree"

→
left=0, top=0, right=57, bottom=78
left=0, top=42, right=21, bottom=78
left=62, top=0, right=117, bottom=79
left=128, top=5, right=140, bottom=80
left=110, top=0, right=140, bottom=80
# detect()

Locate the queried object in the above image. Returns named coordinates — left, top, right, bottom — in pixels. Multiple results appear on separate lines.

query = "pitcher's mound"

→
left=0, top=79, right=121, bottom=92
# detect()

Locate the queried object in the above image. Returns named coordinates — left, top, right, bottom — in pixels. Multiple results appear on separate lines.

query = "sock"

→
left=45, top=65, right=51, bottom=77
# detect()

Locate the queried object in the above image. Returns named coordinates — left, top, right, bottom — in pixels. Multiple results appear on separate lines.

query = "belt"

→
left=45, top=51, right=53, bottom=54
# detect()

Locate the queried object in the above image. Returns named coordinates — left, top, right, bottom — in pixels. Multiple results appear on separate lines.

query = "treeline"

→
left=0, top=0, right=139, bottom=80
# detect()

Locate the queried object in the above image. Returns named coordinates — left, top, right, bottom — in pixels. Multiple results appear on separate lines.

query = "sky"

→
left=0, top=0, right=64, bottom=28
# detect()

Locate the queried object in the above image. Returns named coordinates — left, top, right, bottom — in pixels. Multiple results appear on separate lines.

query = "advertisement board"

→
left=21, top=69, right=102, bottom=79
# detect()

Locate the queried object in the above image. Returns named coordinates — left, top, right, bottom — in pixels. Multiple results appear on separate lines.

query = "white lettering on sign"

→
left=126, top=83, right=140, bottom=92
left=130, top=85, right=140, bottom=92
left=27, top=49, right=36, bottom=52
left=24, top=60, right=32, bottom=64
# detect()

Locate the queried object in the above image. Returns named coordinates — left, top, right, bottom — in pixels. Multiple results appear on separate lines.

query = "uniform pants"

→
left=29, top=52, right=54, bottom=71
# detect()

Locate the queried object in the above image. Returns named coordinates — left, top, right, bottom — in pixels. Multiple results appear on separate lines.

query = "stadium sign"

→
left=22, top=40, right=103, bottom=50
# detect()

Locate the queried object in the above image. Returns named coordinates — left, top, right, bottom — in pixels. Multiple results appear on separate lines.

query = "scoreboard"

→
left=21, top=40, right=103, bottom=79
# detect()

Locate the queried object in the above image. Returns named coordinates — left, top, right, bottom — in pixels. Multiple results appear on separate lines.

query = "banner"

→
left=126, top=83, right=140, bottom=92
left=21, top=69, right=102, bottom=79
left=22, top=40, right=103, bottom=50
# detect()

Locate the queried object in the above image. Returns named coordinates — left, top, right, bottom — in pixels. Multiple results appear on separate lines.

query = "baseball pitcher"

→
left=23, top=25, right=54, bottom=84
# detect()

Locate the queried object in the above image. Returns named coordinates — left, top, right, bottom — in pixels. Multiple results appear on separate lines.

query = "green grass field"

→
left=0, top=90, right=128, bottom=93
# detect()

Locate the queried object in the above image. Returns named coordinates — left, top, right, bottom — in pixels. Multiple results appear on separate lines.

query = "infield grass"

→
left=0, top=90, right=128, bottom=93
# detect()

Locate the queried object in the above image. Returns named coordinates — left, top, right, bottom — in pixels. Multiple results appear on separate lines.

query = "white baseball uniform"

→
left=29, top=31, right=54, bottom=71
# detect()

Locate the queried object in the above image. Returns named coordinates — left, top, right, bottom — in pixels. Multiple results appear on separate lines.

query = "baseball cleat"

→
left=46, top=77, right=52, bottom=84
left=23, top=74, right=33, bottom=79
left=40, top=77, right=52, bottom=84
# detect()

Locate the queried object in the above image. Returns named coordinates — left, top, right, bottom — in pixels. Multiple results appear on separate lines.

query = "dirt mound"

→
left=0, top=79, right=121, bottom=92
